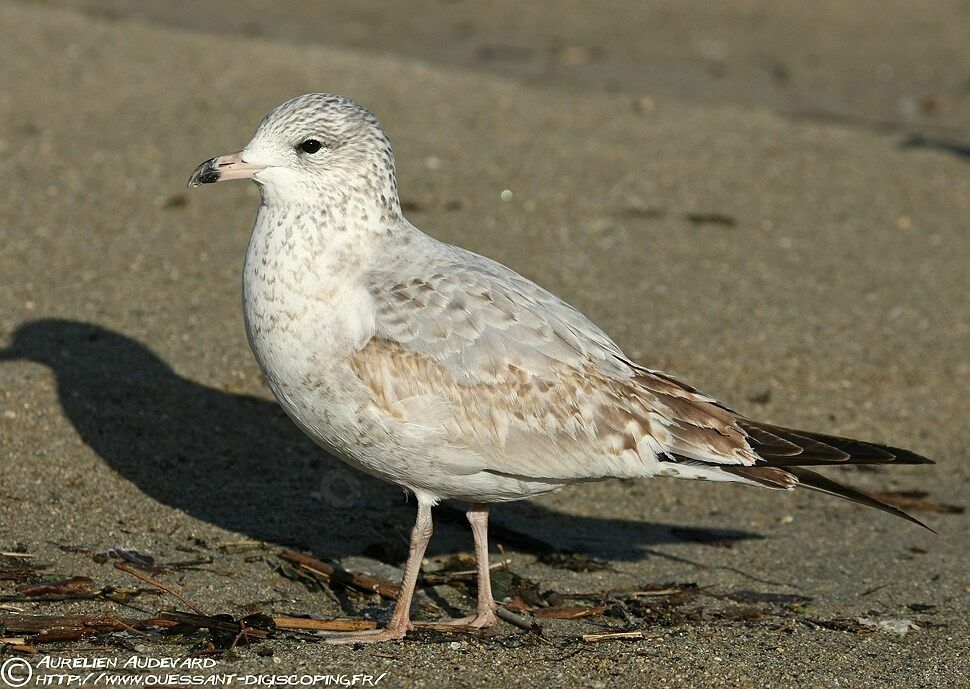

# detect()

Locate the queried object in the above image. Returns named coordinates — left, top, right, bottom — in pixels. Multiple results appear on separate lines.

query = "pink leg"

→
left=327, top=500, right=433, bottom=644
left=436, top=504, right=498, bottom=628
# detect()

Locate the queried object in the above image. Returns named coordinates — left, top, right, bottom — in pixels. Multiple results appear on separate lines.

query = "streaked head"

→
left=188, top=93, right=399, bottom=210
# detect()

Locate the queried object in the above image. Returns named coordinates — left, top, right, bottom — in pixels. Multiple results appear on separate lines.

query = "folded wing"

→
left=359, top=246, right=756, bottom=480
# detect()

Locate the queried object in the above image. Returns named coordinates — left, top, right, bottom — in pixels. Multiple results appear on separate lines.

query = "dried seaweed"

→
left=0, top=554, right=49, bottom=583
left=93, top=547, right=159, bottom=571
left=537, top=552, right=610, bottom=572
left=279, top=549, right=401, bottom=600
left=614, top=584, right=705, bottom=627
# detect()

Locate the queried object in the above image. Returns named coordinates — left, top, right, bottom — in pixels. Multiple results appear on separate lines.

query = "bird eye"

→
left=298, top=139, right=323, bottom=154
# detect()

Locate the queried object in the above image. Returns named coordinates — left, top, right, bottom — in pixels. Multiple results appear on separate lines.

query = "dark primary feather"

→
left=672, top=420, right=935, bottom=530
left=783, top=466, right=934, bottom=532
left=740, top=420, right=934, bottom=466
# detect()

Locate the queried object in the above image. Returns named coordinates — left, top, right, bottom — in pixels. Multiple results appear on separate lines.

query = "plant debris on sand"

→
left=0, top=544, right=944, bottom=657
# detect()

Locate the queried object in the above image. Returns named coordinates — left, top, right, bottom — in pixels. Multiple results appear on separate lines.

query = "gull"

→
left=189, top=93, right=933, bottom=643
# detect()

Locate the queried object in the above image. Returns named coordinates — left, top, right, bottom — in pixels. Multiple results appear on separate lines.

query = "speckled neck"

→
left=247, top=202, right=390, bottom=280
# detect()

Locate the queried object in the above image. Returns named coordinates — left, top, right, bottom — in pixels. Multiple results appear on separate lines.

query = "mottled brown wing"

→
left=359, top=248, right=758, bottom=481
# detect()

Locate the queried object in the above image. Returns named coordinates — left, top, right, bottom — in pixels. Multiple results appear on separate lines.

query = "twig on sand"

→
left=582, top=630, right=662, bottom=643
left=272, top=616, right=377, bottom=632
left=860, top=583, right=889, bottom=597
left=437, top=560, right=508, bottom=578
left=279, top=550, right=559, bottom=637
left=227, top=627, right=249, bottom=654
left=0, top=638, right=36, bottom=654
left=534, top=605, right=609, bottom=620
left=279, top=549, right=401, bottom=601
left=496, top=544, right=511, bottom=571
left=215, top=539, right=268, bottom=553
left=103, top=615, right=154, bottom=639
left=155, top=611, right=272, bottom=643
left=629, top=588, right=688, bottom=597
left=496, top=606, right=544, bottom=634
left=0, top=614, right=163, bottom=645
left=0, top=613, right=148, bottom=635
left=113, top=562, right=206, bottom=616
left=12, top=577, right=100, bottom=601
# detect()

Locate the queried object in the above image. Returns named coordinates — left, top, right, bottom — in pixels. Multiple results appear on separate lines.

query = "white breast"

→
left=242, top=206, right=376, bottom=452
left=239, top=206, right=571, bottom=504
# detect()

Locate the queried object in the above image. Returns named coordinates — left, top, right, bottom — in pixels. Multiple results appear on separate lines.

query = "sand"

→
left=0, top=2, right=967, bottom=687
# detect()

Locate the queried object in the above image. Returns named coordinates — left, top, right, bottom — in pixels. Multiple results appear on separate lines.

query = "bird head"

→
left=188, top=93, right=399, bottom=211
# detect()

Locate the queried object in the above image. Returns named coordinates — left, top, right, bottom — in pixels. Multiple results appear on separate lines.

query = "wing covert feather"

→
left=357, top=246, right=757, bottom=480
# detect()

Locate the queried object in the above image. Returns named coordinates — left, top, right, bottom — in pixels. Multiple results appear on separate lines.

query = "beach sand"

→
left=0, top=2, right=967, bottom=686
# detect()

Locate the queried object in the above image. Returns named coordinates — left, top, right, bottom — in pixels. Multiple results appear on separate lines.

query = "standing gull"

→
left=189, top=93, right=933, bottom=643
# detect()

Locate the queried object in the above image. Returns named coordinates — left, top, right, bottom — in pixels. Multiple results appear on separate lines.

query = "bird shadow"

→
left=898, top=134, right=970, bottom=162
left=0, top=319, right=761, bottom=564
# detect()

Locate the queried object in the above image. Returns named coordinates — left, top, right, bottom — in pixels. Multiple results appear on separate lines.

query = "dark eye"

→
left=298, top=139, right=323, bottom=154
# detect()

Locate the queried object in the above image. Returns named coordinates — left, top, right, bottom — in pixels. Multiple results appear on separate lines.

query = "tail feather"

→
left=667, top=421, right=935, bottom=530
